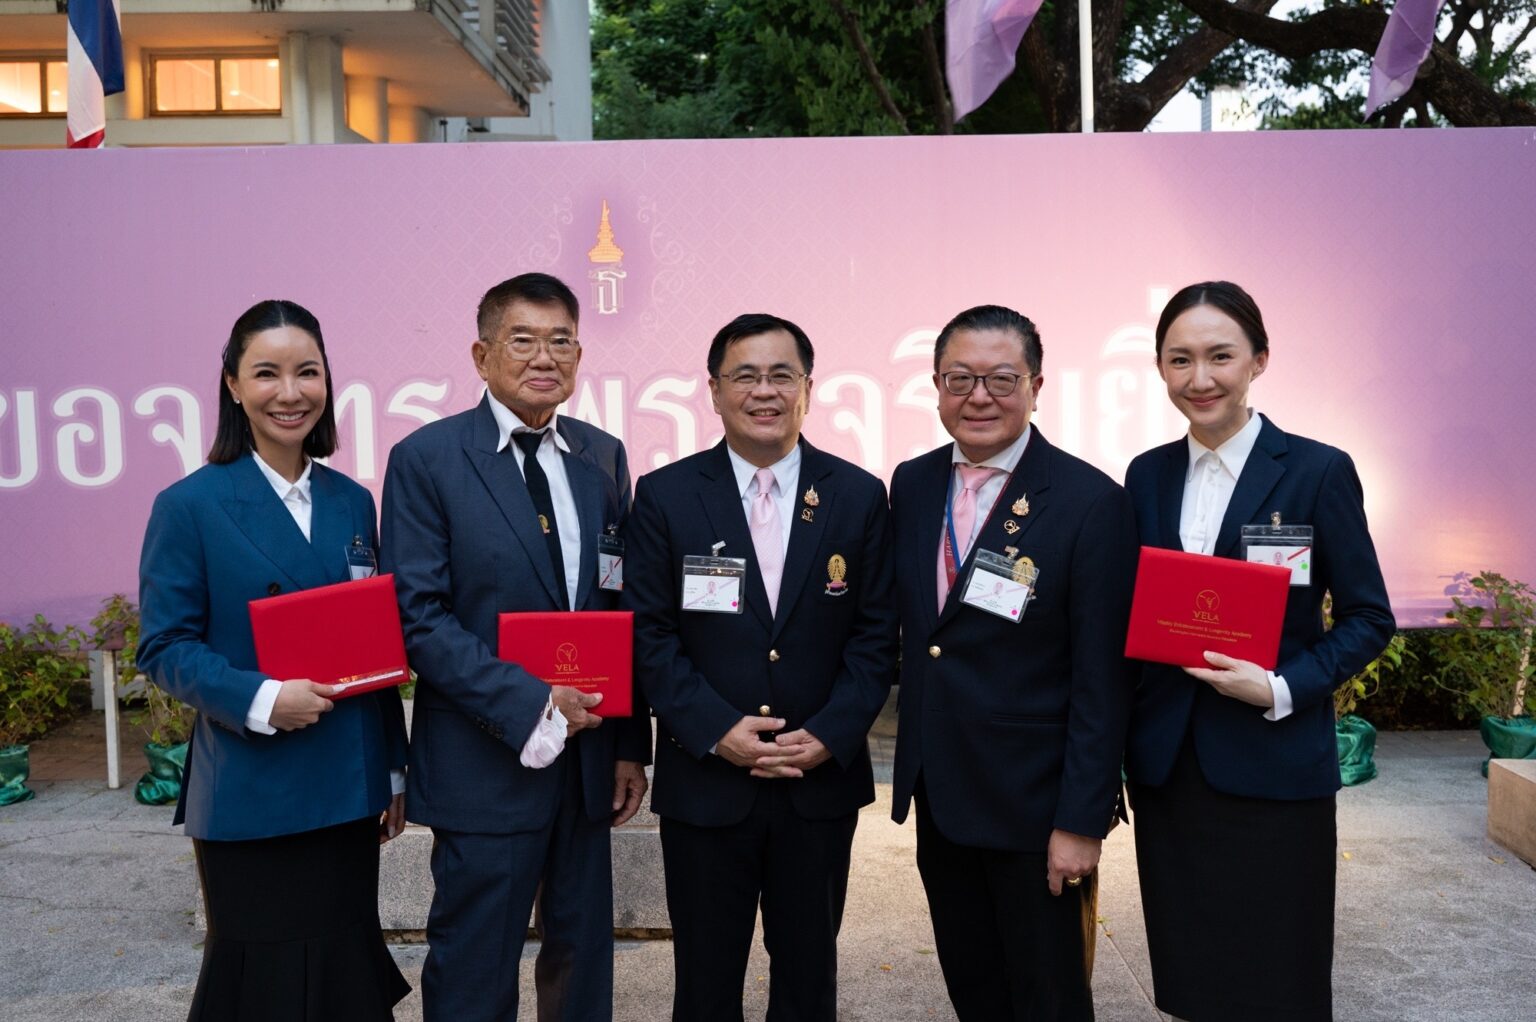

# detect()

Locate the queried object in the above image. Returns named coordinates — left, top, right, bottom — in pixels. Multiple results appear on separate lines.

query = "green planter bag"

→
left=0, top=744, right=34, bottom=806
left=1480, top=716, right=1536, bottom=778
left=133, top=741, right=189, bottom=806
left=1335, top=715, right=1379, bottom=786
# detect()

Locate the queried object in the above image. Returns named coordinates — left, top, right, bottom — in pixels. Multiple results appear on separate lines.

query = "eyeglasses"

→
left=938, top=371, right=1028, bottom=397
left=492, top=334, right=581, bottom=363
left=715, top=369, right=807, bottom=392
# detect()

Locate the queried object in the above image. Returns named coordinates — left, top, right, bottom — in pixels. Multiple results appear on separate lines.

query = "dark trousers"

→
left=915, top=790, right=1096, bottom=1022
left=422, top=753, right=613, bottom=1022
left=659, top=783, right=858, bottom=1022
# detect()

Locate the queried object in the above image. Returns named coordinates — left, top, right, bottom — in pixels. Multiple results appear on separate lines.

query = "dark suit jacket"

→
left=137, top=454, right=407, bottom=842
left=624, top=439, right=898, bottom=827
left=1123, top=414, right=1395, bottom=801
left=381, top=396, right=651, bottom=834
left=890, top=430, right=1138, bottom=853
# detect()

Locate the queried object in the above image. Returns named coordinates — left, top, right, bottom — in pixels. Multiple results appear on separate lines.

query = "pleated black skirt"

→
left=1131, top=738, right=1336, bottom=1022
left=190, top=816, right=410, bottom=1022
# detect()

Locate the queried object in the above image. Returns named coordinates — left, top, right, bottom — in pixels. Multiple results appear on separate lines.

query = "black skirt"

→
left=190, top=816, right=411, bottom=1022
left=1131, top=738, right=1336, bottom=1022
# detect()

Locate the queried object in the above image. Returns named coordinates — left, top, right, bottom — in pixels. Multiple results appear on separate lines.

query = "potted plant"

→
left=1429, top=572, right=1536, bottom=776
left=1334, top=633, right=1408, bottom=786
left=0, top=617, right=89, bottom=805
left=92, top=596, right=196, bottom=805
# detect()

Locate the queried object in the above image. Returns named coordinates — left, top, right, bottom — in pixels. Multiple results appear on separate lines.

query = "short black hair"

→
left=1154, top=281, right=1269, bottom=360
left=476, top=272, right=580, bottom=340
left=933, top=305, right=1042, bottom=376
left=706, top=313, right=815, bottom=378
left=209, top=299, right=337, bottom=464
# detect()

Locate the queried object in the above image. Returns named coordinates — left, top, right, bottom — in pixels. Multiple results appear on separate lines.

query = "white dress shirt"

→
left=245, top=451, right=405, bottom=794
left=1178, top=411, right=1293, bottom=722
left=948, top=425, right=1032, bottom=550
left=486, top=394, right=576, bottom=767
left=726, top=441, right=802, bottom=557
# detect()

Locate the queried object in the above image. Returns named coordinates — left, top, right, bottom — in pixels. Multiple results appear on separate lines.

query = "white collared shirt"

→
left=487, top=395, right=584, bottom=613
left=726, top=442, right=802, bottom=557
left=948, top=425, right=1032, bottom=552
left=252, top=450, right=314, bottom=541
left=1176, top=411, right=1293, bottom=722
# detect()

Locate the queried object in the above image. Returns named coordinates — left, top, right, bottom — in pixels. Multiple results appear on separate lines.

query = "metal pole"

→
left=103, top=651, right=121, bottom=790
left=1078, top=0, right=1094, bottom=132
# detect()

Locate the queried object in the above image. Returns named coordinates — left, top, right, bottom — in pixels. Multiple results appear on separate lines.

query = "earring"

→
left=233, top=397, right=241, bottom=405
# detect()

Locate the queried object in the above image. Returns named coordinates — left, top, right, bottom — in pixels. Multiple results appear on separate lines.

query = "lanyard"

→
left=943, top=469, right=964, bottom=585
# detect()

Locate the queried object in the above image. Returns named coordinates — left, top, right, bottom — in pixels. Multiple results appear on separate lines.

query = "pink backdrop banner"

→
left=2, top=129, right=1533, bottom=627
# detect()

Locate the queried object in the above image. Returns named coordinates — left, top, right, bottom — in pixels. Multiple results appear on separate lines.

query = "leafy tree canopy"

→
left=591, top=0, right=1536, bottom=137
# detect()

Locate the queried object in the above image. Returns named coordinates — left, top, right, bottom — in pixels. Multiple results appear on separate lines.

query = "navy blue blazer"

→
left=381, top=396, right=650, bottom=835
left=624, top=439, right=898, bottom=827
left=890, top=430, right=1139, bottom=852
left=1123, top=414, right=1395, bottom=800
left=137, top=454, right=408, bottom=842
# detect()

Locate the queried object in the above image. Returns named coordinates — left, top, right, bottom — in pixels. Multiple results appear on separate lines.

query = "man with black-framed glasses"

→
left=381, top=272, right=651, bottom=1021
left=889, top=304, right=1139, bottom=1021
left=624, top=313, right=898, bottom=1021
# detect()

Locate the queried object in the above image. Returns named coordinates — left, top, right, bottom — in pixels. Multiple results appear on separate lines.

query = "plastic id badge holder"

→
left=681, top=554, right=746, bottom=614
left=960, top=549, right=1039, bottom=623
left=1241, top=519, right=1314, bottom=587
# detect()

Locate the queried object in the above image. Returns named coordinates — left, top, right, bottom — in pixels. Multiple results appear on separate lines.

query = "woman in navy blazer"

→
left=1123, top=282, right=1394, bottom=1022
left=137, top=300, right=410, bottom=1021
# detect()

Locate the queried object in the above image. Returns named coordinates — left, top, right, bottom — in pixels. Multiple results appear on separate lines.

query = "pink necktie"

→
left=750, top=467, right=784, bottom=615
left=937, top=464, right=999, bottom=612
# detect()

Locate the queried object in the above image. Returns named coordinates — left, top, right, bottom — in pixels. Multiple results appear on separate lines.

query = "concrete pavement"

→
left=2, top=726, right=1533, bottom=1021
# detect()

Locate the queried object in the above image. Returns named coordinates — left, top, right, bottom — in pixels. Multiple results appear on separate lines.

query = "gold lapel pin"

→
left=803, top=485, right=820, bottom=507
left=801, top=508, right=815, bottom=522
left=1003, top=520, right=1020, bottom=535
left=538, top=514, right=551, bottom=535
left=1012, top=494, right=1030, bottom=517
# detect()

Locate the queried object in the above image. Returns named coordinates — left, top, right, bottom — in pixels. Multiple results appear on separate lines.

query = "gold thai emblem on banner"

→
left=825, top=554, right=849, bottom=596
left=587, top=199, right=627, bottom=315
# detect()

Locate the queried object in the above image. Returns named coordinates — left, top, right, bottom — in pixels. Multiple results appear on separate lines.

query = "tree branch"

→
left=828, top=0, right=911, bottom=132
left=1175, top=0, right=1536, bottom=125
left=1101, top=0, right=1280, bottom=131
left=915, top=0, right=954, bottom=133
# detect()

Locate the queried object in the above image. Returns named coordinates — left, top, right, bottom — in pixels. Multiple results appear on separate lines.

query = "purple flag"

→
left=946, top=0, right=1045, bottom=121
left=1364, top=0, right=1447, bottom=119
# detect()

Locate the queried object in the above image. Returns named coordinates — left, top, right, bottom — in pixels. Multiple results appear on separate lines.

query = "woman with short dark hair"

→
left=1124, top=281, right=1394, bottom=1021
left=138, top=300, right=410, bottom=1020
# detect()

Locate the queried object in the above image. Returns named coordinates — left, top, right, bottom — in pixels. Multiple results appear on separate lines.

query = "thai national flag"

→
left=66, top=0, right=125, bottom=148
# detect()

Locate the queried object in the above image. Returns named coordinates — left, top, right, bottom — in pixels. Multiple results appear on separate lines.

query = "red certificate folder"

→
left=1124, top=547, right=1291, bottom=670
left=497, top=611, right=634, bottom=718
left=249, top=574, right=410, bottom=699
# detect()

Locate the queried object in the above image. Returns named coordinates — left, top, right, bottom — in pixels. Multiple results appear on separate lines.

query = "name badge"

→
left=346, top=537, right=378, bottom=580
left=961, top=549, right=1038, bottom=623
left=1241, top=522, right=1313, bottom=587
left=681, top=554, right=746, bottom=614
left=597, top=533, right=625, bottom=592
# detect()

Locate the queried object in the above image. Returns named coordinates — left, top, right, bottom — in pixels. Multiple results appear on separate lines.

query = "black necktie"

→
left=512, top=431, right=569, bottom=609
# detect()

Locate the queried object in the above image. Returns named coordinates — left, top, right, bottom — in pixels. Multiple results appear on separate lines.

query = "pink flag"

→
left=1364, top=0, right=1447, bottom=120
left=946, top=0, right=1045, bottom=121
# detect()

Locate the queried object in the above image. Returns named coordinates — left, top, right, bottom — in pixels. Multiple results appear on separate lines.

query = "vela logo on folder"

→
left=249, top=574, right=410, bottom=698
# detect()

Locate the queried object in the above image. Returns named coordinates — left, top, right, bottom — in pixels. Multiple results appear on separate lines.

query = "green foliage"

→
left=1335, top=631, right=1409, bottom=718
left=92, top=595, right=195, bottom=746
left=0, top=616, right=90, bottom=748
left=1428, top=572, right=1536, bottom=722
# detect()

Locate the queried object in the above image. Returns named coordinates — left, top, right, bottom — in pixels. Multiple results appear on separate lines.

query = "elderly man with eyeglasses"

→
left=622, top=313, right=898, bottom=1021
left=380, top=272, right=651, bottom=1021
left=888, top=305, right=1140, bottom=1022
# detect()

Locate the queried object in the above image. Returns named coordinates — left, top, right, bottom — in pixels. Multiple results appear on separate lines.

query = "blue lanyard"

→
left=944, top=468, right=963, bottom=571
